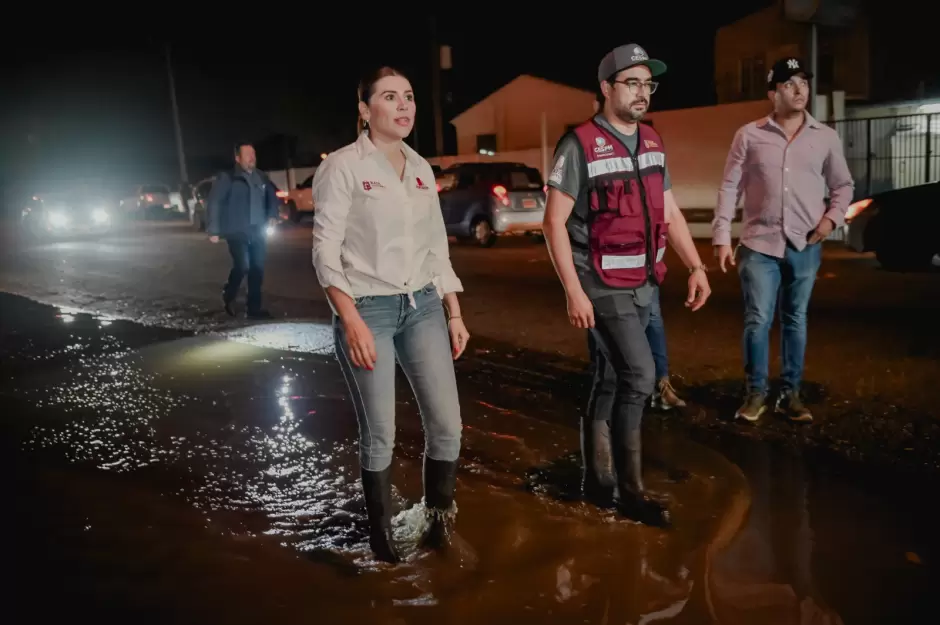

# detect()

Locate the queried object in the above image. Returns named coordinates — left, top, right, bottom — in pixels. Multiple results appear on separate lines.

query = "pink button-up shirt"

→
left=713, top=113, right=854, bottom=258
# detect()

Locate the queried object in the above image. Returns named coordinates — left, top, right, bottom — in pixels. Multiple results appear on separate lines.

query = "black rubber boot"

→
left=612, top=420, right=671, bottom=527
left=421, top=457, right=458, bottom=551
left=580, top=416, right=617, bottom=507
left=360, top=466, right=401, bottom=563
left=221, top=290, right=236, bottom=317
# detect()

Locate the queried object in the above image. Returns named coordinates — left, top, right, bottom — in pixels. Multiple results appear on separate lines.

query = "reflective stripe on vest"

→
left=586, top=151, right=666, bottom=179
left=601, top=244, right=666, bottom=270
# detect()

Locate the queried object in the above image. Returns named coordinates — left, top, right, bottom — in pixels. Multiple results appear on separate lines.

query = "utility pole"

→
left=430, top=16, right=444, bottom=157
left=165, top=42, right=189, bottom=183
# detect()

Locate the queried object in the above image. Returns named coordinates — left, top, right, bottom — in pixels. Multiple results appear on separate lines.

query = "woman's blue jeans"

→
left=334, top=283, right=462, bottom=472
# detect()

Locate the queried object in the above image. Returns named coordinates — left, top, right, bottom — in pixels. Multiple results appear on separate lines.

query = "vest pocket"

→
left=642, top=174, right=665, bottom=211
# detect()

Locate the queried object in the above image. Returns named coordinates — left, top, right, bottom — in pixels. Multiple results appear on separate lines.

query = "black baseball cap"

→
left=767, top=57, right=813, bottom=90
left=597, top=44, right=667, bottom=83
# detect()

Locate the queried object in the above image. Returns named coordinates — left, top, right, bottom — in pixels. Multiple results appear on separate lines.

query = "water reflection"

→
left=709, top=442, right=844, bottom=624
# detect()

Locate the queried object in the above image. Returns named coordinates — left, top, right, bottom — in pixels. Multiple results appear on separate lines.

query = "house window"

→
left=739, top=56, right=767, bottom=100
left=476, top=134, right=497, bottom=155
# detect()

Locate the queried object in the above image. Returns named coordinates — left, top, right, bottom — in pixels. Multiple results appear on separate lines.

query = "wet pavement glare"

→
left=1, top=292, right=936, bottom=624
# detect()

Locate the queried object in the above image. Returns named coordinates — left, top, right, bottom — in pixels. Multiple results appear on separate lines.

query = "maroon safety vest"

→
left=567, top=119, right=668, bottom=288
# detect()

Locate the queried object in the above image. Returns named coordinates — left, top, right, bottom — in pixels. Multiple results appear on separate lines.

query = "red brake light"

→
left=436, top=182, right=441, bottom=192
left=146, top=194, right=153, bottom=202
left=845, top=198, right=872, bottom=222
left=491, top=184, right=510, bottom=206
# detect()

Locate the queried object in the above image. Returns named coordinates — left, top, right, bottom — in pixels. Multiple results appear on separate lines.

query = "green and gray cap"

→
left=597, top=44, right=667, bottom=83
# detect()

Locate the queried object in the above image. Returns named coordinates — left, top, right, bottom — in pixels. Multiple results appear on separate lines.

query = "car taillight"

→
left=845, top=198, right=872, bottom=222
left=492, top=184, right=510, bottom=207
left=146, top=194, right=153, bottom=202
left=436, top=183, right=441, bottom=192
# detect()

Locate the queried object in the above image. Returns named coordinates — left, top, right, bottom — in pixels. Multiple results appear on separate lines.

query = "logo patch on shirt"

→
left=549, top=155, right=565, bottom=184
left=644, top=139, right=659, bottom=149
left=362, top=180, right=384, bottom=191
left=416, top=177, right=429, bottom=190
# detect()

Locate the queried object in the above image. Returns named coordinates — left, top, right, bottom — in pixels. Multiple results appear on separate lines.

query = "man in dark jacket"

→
left=207, top=142, right=279, bottom=319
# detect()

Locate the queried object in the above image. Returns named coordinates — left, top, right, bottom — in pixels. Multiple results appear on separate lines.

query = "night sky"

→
left=0, top=1, right=932, bottom=197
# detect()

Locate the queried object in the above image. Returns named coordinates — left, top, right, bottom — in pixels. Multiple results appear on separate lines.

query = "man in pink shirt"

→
left=713, top=57, right=854, bottom=423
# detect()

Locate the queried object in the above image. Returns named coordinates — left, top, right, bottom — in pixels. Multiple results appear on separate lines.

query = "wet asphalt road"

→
left=1, top=215, right=938, bottom=623
left=1, top=218, right=939, bottom=472
left=2, top=293, right=936, bottom=624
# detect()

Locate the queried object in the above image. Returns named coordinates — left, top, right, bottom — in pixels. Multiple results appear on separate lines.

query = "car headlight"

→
left=265, top=225, right=275, bottom=237
left=47, top=211, right=70, bottom=228
left=92, top=208, right=110, bottom=223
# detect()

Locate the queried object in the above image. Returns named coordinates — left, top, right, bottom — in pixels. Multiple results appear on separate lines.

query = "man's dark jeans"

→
left=587, top=292, right=656, bottom=433
left=223, top=226, right=267, bottom=313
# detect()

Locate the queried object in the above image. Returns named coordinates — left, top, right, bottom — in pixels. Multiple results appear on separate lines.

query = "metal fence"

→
left=829, top=113, right=940, bottom=197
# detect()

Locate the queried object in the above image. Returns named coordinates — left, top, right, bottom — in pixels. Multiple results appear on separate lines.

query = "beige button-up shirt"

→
left=713, top=113, right=854, bottom=258
left=312, top=133, right=463, bottom=309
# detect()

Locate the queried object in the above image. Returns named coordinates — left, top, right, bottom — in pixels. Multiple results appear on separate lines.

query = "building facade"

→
left=714, top=1, right=869, bottom=104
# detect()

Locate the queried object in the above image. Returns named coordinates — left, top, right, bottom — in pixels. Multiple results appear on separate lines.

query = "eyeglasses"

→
left=611, top=79, right=659, bottom=94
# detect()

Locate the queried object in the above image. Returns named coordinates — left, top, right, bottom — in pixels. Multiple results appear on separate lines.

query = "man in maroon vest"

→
left=543, top=44, right=711, bottom=526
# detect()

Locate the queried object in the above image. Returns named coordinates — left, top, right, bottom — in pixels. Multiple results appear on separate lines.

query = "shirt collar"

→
left=759, top=111, right=822, bottom=132
left=355, top=131, right=422, bottom=167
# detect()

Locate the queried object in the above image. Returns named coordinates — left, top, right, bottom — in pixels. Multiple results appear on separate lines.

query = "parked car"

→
left=844, top=181, right=940, bottom=271
left=435, top=162, right=546, bottom=247
left=119, top=184, right=173, bottom=218
left=168, top=182, right=194, bottom=216
left=283, top=173, right=315, bottom=223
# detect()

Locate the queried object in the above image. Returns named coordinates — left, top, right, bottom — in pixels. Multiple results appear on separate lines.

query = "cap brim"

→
left=642, top=59, right=667, bottom=77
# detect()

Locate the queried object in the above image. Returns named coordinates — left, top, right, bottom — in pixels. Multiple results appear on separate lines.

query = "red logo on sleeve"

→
left=416, top=177, right=429, bottom=190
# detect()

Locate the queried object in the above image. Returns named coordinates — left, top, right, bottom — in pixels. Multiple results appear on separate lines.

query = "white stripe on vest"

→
left=586, top=151, right=665, bottom=179
left=600, top=244, right=666, bottom=270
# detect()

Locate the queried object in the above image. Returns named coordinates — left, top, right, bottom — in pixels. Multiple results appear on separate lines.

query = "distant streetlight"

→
left=320, top=153, right=328, bottom=160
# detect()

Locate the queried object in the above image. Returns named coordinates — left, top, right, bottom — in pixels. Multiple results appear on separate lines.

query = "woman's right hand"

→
left=342, top=313, right=377, bottom=370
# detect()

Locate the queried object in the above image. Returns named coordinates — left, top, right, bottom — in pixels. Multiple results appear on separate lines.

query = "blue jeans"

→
left=334, top=283, right=462, bottom=472
left=224, top=226, right=266, bottom=312
left=737, top=243, right=822, bottom=395
left=645, top=287, right=668, bottom=380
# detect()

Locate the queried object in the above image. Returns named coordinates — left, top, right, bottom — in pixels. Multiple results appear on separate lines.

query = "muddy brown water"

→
left=1, top=293, right=934, bottom=624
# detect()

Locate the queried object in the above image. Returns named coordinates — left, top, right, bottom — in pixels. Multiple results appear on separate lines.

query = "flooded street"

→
left=3, top=292, right=935, bottom=624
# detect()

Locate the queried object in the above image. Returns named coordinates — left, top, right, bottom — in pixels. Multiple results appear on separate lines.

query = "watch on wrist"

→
left=689, top=264, right=708, bottom=275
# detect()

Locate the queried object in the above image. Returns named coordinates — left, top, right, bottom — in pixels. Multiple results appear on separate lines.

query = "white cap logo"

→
left=630, top=46, right=649, bottom=62
left=787, top=59, right=800, bottom=70
left=767, top=69, right=774, bottom=82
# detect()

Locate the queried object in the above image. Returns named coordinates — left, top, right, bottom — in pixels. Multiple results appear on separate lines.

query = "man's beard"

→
left=612, top=100, right=647, bottom=123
